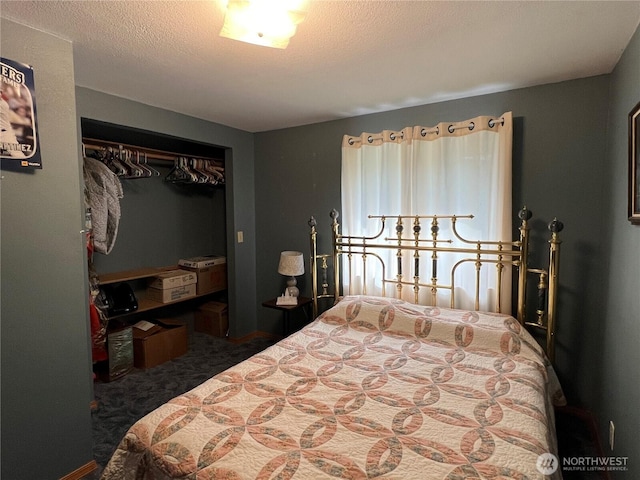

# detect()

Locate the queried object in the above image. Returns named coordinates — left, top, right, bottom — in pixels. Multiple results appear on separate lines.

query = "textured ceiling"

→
left=2, top=1, right=639, bottom=132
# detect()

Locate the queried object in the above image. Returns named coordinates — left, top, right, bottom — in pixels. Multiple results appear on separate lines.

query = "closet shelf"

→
left=108, top=291, right=218, bottom=319
left=98, top=266, right=225, bottom=319
left=98, top=266, right=176, bottom=285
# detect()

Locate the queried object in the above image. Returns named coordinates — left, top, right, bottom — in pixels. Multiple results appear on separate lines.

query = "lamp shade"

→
left=278, top=251, right=304, bottom=276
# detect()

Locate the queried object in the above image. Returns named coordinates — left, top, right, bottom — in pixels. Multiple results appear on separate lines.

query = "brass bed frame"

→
left=308, top=207, right=563, bottom=362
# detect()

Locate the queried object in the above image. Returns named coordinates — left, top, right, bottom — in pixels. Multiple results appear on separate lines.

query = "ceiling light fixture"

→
left=219, top=0, right=307, bottom=49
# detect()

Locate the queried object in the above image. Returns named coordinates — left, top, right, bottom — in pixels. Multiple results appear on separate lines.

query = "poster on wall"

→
left=1, top=57, right=41, bottom=169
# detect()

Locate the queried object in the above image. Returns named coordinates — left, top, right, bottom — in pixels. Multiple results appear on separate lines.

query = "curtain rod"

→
left=82, top=137, right=223, bottom=164
left=347, top=116, right=506, bottom=145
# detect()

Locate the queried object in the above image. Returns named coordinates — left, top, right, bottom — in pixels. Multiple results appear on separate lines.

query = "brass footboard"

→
left=309, top=207, right=562, bottom=362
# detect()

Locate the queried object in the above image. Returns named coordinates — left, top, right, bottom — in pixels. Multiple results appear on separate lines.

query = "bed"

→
left=101, top=208, right=565, bottom=479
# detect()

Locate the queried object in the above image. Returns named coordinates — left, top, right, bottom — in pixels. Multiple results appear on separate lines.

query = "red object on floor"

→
left=90, top=300, right=108, bottom=362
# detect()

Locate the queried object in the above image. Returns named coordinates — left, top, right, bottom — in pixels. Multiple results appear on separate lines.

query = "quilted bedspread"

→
left=101, top=295, right=566, bottom=479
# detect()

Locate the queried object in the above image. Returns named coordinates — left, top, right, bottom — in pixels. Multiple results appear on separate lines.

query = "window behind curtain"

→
left=341, top=112, right=513, bottom=311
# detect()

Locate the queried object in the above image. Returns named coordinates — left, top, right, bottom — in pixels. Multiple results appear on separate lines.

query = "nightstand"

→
left=262, top=296, right=313, bottom=336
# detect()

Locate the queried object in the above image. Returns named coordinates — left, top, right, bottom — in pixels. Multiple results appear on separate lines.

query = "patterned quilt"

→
left=101, top=295, right=566, bottom=479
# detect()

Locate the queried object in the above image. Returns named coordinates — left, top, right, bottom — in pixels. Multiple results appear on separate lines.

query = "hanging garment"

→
left=83, top=207, right=108, bottom=363
left=83, top=156, right=124, bottom=255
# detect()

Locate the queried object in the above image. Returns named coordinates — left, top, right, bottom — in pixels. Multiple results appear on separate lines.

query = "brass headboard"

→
left=308, top=207, right=563, bottom=362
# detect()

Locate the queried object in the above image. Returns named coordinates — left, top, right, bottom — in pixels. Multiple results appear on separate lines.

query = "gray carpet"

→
left=91, top=332, right=276, bottom=469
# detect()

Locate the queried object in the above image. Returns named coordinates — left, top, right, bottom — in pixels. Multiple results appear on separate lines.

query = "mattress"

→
left=101, top=295, right=565, bottom=479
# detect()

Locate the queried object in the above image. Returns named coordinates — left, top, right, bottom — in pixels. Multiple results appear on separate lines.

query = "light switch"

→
left=237, top=231, right=244, bottom=243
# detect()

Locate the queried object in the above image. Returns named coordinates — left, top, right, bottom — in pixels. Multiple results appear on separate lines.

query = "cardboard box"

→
left=148, top=269, right=197, bottom=289
left=178, top=255, right=226, bottom=269
left=182, top=263, right=227, bottom=295
left=132, top=318, right=188, bottom=369
left=147, top=283, right=197, bottom=303
left=195, top=301, right=229, bottom=337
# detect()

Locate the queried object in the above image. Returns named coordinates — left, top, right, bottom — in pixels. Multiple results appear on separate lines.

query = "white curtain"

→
left=341, top=112, right=513, bottom=312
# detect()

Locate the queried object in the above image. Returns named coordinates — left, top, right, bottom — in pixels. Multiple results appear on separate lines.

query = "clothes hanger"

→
left=204, top=160, right=225, bottom=184
left=138, top=152, right=160, bottom=177
left=106, top=147, right=127, bottom=176
left=165, top=157, right=192, bottom=183
left=121, top=149, right=146, bottom=178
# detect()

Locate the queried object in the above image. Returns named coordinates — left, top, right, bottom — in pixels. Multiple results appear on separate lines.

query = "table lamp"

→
left=278, top=251, right=304, bottom=297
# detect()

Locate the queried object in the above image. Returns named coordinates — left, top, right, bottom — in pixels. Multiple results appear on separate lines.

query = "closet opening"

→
left=81, top=118, right=227, bottom=276
left=81, top=118, right=231, bottom=382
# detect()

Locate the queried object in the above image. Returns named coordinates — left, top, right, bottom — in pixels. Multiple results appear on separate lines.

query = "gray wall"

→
left=601, top=25, right=640, bottom=477
left=0, top=18, right=260, bottom=477
left=1, top=11, right=637, bottom=478
left=75, top=88, right=259, bottom=338
left=255, top=30, right=640, bottom=467
left=255, top=76, right=612, bottom=405
left=254, top=62, right=640, bottom=467
left=1, top=19, right=94, bottom=478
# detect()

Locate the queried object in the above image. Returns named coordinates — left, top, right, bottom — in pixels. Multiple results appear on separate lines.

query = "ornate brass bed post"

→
left=308, top=216, right=319, bottom=318
left=430, top=217, right=440, bottom=306
left=546, top=218, right=563, bottom=363
left=495, top=245, right=505, bottom=313
left=474, top=243, right=482, bottom=312
left=395, top=216, right=404, bottom=299
left=413, top=216, right=421, bottom=304
left=330, top=210, right=341, bottom=305
left=516, top=207, right=532, bottom=325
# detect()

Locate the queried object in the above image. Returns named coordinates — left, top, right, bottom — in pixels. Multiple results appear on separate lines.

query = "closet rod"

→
left=82, top=137, right=223, bottom=164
